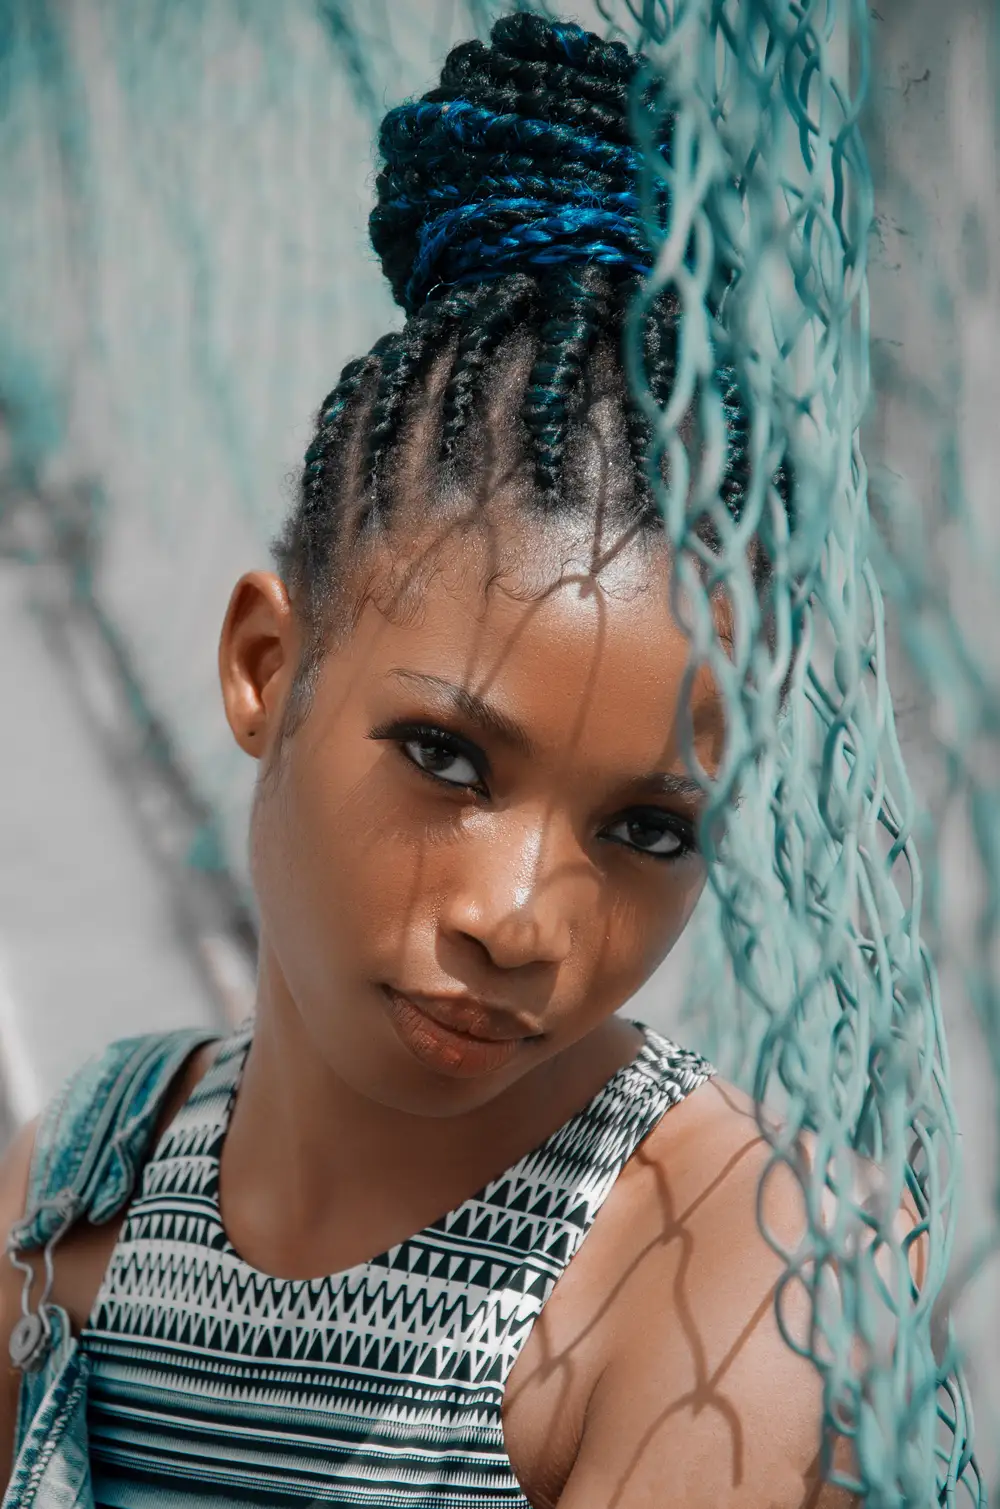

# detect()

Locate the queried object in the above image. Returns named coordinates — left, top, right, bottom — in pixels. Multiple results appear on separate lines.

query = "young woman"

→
left=0, top=15, right=862, bottom=1508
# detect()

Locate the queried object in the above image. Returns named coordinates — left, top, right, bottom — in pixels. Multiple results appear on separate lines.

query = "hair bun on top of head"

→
left=369, top=14, right=668, bottom=316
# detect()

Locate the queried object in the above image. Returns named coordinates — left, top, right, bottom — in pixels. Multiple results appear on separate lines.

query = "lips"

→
left=395, top=991, right=540, bottom=1043
left=380, top=986, right=542, bottom=1078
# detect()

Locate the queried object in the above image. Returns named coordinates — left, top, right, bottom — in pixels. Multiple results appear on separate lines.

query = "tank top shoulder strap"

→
left=137, top=1024, right=251, bottom=1198
left=483, top=1022, right=714, bottom=1260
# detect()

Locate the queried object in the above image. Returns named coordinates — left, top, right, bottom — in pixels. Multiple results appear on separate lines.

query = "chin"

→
left=350, top=1048, right=532, bottom=1120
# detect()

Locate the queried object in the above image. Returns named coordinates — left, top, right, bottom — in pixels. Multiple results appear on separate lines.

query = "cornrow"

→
left=439, top=274, right=538, bottom=469
left=523, top=267, right=614, bottom=506
left=302, top=355, right=375, bottom=496
left=718, top=366, right=752, bottom=523
left=621, top=307, right=679, bottom=507
left=273, top=12, right=771, bottom=677
left=294, top=349, right=381, bottom=597
left=358, top=285, right=493, bottom=518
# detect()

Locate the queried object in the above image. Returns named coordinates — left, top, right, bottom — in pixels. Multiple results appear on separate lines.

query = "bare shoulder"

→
left=555, top=1076, right=855, bottom=1507
left=0, top=1039, right=218, bottom=1486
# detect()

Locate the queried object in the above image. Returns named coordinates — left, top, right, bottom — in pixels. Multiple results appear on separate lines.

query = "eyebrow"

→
left=388, top=669, right=538, bottom=759
left=387, top=668, right=708, bottom=804
left=630, top=770, right=707, bottom=803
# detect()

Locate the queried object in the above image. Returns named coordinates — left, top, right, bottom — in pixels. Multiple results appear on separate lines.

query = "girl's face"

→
left=221, top=509, right=724, bottom=1118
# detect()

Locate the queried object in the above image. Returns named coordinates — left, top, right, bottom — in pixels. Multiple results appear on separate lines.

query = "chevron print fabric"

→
left=81, top=1026, right=714, bottom=1506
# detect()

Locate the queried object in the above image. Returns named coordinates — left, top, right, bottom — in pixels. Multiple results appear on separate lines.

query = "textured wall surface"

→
left=862, top=0, right=1000, bottom=1464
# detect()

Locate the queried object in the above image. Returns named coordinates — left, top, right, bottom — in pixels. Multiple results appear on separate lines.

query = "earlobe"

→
left=218, top=571, right=298, bottom=759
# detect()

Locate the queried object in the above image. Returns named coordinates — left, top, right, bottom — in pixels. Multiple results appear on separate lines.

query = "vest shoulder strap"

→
left=11, top=1026, right=221, bottom=1252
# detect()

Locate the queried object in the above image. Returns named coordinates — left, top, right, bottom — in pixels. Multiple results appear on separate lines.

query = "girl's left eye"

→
left=401, top=732, right=483, bottom=789
left=604, top=812, right=694, bottom=860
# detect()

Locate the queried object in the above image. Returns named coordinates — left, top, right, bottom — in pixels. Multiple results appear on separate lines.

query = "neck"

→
left=218, top=946, right=640, bottom=1280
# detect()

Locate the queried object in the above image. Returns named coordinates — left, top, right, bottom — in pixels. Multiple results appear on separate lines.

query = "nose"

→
left=439, top=807, right=582, bottom=972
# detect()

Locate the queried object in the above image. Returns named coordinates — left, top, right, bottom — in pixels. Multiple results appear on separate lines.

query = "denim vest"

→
left=3, top=1028, right=219, bottom=1509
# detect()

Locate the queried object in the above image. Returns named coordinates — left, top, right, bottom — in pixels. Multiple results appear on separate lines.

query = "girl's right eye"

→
left=399, top=731, right=484, bottom=791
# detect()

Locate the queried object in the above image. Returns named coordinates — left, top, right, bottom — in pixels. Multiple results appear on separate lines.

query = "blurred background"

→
left=0, top=0, right=997, bottom=1483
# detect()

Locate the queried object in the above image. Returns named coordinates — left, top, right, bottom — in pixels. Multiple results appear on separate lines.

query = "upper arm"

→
left=0, top=1118, right=39, bottom=1490
left=556, top=1292, right=856, bottom=1509
left=553, top=1080, right=861, bottom=1509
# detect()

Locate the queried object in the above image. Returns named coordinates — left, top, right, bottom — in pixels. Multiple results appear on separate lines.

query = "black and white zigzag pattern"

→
left=82, top=1025, right=713, bottom=1507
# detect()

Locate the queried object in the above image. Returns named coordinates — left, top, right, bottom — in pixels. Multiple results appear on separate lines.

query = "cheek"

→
left=595, top=862, right=707, bottom=1003
left=251, top=739, right=437, bottom=980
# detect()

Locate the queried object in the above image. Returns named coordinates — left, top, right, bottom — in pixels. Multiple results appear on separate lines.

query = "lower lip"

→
left=381, top=988, right=524, bottom=1079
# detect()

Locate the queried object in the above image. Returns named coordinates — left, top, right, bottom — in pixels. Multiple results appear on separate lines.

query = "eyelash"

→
left=369, top=719, right=699, bottom=863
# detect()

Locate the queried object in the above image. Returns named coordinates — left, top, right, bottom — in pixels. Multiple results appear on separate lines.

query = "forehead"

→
left=340, top=509, right=723, bottom=770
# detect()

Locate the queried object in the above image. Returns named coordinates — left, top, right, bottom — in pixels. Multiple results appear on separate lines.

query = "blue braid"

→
left=391, top=182, right=642, bottom=217
left=439, top=241, right=652, bottom=297
left=405, top=199, right=653, bottom=310
left=549, top=22, right=596, bottom=65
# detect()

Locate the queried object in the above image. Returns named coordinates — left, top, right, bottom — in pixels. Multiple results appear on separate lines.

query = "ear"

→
left=218, top=571, right=301, bottom=759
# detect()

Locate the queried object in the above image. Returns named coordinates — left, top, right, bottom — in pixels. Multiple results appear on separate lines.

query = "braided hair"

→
left=272, top=14, right=756, bottom=721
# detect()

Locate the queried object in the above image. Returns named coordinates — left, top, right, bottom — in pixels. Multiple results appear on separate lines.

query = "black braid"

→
left=285, top=350, right=381, bottom=603
left=490, top=14, right=637, bottom=82
left=621, top=324, right=655, bottom=504
left=718, top=366, right=751, bottom=523
left=523, top=267, right=619, bottom=506
left=440, top=34, right=635, bottom=103
left=301, top=356, right=375, bottom=502
left=428, top=42, right=637, bottom=147
left=358, top=285, right=494, bottom=516
left=636, top=305, right=680, bottom=500
left=439, top=274, right=538, bottom=469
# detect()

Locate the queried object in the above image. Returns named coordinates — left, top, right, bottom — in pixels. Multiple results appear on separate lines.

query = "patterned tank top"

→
left=81, top=1023, right=713, bottom=1508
